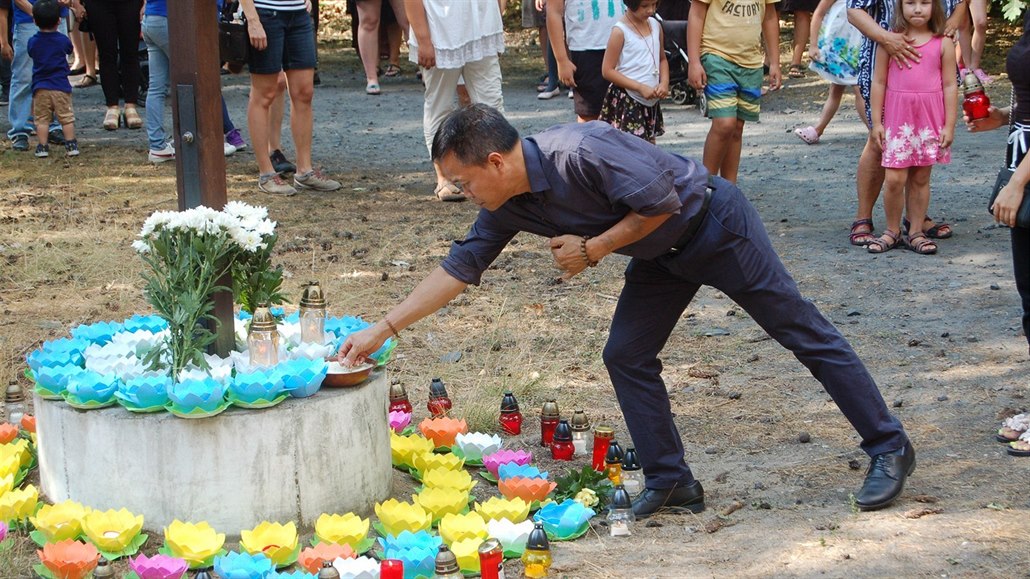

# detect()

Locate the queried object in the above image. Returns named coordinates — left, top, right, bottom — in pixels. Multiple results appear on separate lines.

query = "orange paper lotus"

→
left=21, top=415, right=36, bottom=433
left=38, top=539, right=99, bottom=579
left=0, top=423, right=18, bottom=444
left=418, top=417, right=468, bottom=448
left=298, top=542, right=355, bottom=573
left=497, top=477, right=556, bottom=503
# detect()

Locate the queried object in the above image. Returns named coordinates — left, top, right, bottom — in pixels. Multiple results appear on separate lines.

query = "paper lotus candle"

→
left=21, top=414, right=36, bottom=433
left=411, top=452, right=464, bottom=475
left=412, top=487, right=469, bottom=521
left=497, top=463, right=548, bottom=481
left=0, top=437, right=32, bottom=468
left=452, top=432, right=502, bottom=463
left=390, top=433, right=435, bottom=469
left=482, top=449, right=532, bottom=479
left=81, top=508, right=145, bottom=554
left=0, top=423, right=17, bottom=444
left=128, top=553, right=189, bottom=579
left=30, top=500, right=90, bottom=542
left=240, top=521, right=300, bottom=568
left=418, top=416, right=467, bottom=448
left=374, top=499, right=433, bottom=536
left=230, top=367, right=289, bottom=404
left=474, top=496, right=531, bottom=523
left=38, top=539, right=100, bottom=579
left=422, top=467, right=477, bottom=493
left=448, top=537, right=485, bottom=574
left=0, top=521, right=7, bottom=542
left=332, top=555, right=380, bottom=579
left=0, top=484, right=38, bottom=523
left=281, top=358, right=328, bottom=398
left=298, top=542, right=355, bottom=574
left=213, top=551, right=276, bottom=579
left=438, top=512, right=488, bottom=545
left=388, top=411, right=412, bottom=434
left=497, top=477, right=556, bottom=504
left=116, top=374, right=172, bottom=410
left=485, top=519, right=534, bottom=556
left=268, top=572, right=318, bottom=579
left=378, top=531, right=440, bottom=579
left=64, top=371, right=121, bottom=404
left=163, top=520, right=226, bottom=568
left=168, top=376, right=227, bottom=413
left=533, top=498, right=595, bottom=540
left=314, top=513, right=370, bottom=548
left=0, top=454, right=20, bottom=482
left=33, top=363, right=86, bottom=396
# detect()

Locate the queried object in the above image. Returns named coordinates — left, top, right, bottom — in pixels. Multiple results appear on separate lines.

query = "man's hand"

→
left=337, top=323, right=389, bottom=367
left=880, top=30, right=920, bottom=68
left=549, top=235, right=589, bottom=281
left=1, top=42, right=12, bottom=62
left=247, top=19, right=267, bottom=51
left=417, top=42, right=436, bottom=69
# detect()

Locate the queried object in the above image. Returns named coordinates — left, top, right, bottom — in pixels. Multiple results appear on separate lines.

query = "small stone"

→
left=728, top=392, right=741, bottom=400
left=714, top=471, right=729, bottom=483
left=380, top=272, right=389, bottom=281
left=893, top=399, right=904, bottom=408
left=754, top=481, right=767, bottom=490
left=907, top=339, right=921, bottom=347
left=440, top=351, right=462, bottom=363
left=645, top=520, right=662, bottom=528
left=726, top=310, right=736, bottom=316
left=990, top=284, right=1001, bottom=290
left=704, top=447, right=718, bottom=455
left=746, top=354, right=760, bottom=363
left=965, top=336, right=980, bottom=343
left=797, top=431, right=811, bottom=443
left=846, top=311, right=862, bottom=317
left=848, top=459, right=862, bottom=470
left=941, top=332, right=950, bottom=338
left=937, top=394, right=949, bottom=402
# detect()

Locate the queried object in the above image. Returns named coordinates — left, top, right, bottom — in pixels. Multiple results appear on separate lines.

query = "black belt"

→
left=668, top=178, right=715, bottom=255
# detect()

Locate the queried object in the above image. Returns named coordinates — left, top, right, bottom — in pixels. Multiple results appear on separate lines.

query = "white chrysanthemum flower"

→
left=131, top=239, right=151, bottom=254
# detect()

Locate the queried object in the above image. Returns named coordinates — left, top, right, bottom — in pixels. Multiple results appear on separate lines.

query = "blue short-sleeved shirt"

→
left=145, top=0, right=168, bottom=17
left=14, top=0, right=68, bottom=25
left=28, top=30, right=73, bottom=93
left=440, top=122, right=710, bottom=286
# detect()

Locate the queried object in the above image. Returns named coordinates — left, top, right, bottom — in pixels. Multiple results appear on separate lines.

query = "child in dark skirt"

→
left=599, top=0, right=668, bottom=143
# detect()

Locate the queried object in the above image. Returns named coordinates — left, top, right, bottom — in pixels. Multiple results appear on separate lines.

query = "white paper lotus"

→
left=289, top=341, right=335, bottom=361
left=278, top=323, right=302, bottom=348
left=453, top=432, right=503, bottom=463
left=486, top=519, right=534, bottom=554
left=332, top=555, right=380, bottom=579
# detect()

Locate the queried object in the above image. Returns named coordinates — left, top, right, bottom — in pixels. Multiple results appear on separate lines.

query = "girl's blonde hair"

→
left=890, top=0, right=946, bottom=34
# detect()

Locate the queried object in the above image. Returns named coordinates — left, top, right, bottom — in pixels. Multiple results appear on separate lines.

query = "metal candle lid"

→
left=611, top=485, right=633, bottom=509
left=93, top=557, right=114, bottom=578
left=318, top=559, right=341, bottom=579
left=5, top=383, right=24, bottom=403
left=962, top=71, right=985, bottom=94
left=250, top=305, right=278, bottom=332
left=622, top=447, right=641, bottom=470
left=553, top=419, right=573, bottom=442
left=570, top=409, right=590, bottom=431
left=526, top=522, right=550, bottom=550
left=606, top=439, right=624, bottom=463
left=434, top=545, right=460, bottom=574
left=300, top=281, right=327, bottom=309
left=429, top=377, right=449, bottom=398
left=540, top=400, right=560, bottom=419
left=389, top=382, right=409, bottom=402
left=593, top=425, right=614, bottom=439
left=501, top=390, right=519, bottom=412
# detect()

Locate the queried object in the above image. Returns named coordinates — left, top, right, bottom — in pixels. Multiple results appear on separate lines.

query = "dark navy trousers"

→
left=601, top=177, right=909, bottom=490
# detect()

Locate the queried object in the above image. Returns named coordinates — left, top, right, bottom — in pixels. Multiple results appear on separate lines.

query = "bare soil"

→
left=0, top=20, right=1028, bottom=579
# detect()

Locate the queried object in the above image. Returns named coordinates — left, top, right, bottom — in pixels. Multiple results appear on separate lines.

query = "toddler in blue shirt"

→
left=28, top=0, right=77, bottom=157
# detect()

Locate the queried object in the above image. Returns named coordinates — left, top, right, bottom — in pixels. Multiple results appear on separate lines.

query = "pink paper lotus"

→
left=483, top=449, right=533, bottom=478
left=498, top=476, right=556, bottom=503
left=388, top=411, right=412, bottom=434
left=128, top=553, right=189, bottom=579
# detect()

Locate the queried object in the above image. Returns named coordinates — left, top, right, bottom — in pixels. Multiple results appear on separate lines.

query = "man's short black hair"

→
left=33, top=0, right=60, bottom=29
left=431, top=104, right=520, bottom=166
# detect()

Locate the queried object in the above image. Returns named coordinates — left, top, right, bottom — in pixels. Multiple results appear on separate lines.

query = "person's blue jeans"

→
left=142, top=15, right=170, bottom=150
left=8, top=21, right=38, bottom=139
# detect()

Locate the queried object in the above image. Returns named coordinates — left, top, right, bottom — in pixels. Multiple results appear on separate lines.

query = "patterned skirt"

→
left=599, top=85, right=665, bottom=143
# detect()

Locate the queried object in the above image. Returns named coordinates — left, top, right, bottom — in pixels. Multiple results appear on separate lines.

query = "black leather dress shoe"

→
left=632, top=480, right=705, bottom=518
left=855, top=441, right=916, bottom=511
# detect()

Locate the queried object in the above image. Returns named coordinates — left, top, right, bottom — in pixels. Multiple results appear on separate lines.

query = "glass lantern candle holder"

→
left=521, top=522, right=552, bottom=579
left=570, top=409, right=590, bottom=456
left=389, top=383, right=413, bottom=414
left=592, top=426, right=614, bottom=472
left=606, top=485, right=635, bottom=537
left=962, top=71, right=991, bottom=120
left=433, top=545, right=463, bottom=579
left=621, top=447, right=644, bottom=495
left=605, top=439, right=625, bottom=485
left=539, top=400, right=560, bottom=447
left=499, top=390, right=523, bottom=435
left=478, top=538, right=504, bottom=579
left=4, top=383, right=26, bottom=427
left=550, top=420, right=574, bottom=461
left=299, top=282, right=327, bottom=345
left=427, top=378, right=452, bottom=417
left=247, top=305, right=280, bottom=368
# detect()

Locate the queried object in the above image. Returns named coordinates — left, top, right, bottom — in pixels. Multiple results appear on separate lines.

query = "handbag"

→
left=219, top=1, right=249, bottom=68
left=988, top=88, right=1030, bottom=229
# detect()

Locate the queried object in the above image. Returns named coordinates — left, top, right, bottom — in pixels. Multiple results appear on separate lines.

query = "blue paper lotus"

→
left=32, top=362, right=86, bottom=393
left=497, top=463, right=548, bottom=481
left=70, top=320, right=123, bottom=345
left=122, top=314, right=169, bottom=333
left=230, top=367, right=289, bottom=403
left=280, top=359, right=327, bottom=398
left=213, top=551, right=275, bottom=579
left=168, top=377, right=227, bottom=413
left=377, top=532, right=440, bottom=579
left=116, top=374, right=172, bottom=408
left=378, top=530, right=442, bottom=555
left=533, top=499, right=595, bottom=540
left=268, top=572, right=317, bottom=579
left=65, top=370, right=120, bottom=403
left=27, top=338, right=88, bottom=370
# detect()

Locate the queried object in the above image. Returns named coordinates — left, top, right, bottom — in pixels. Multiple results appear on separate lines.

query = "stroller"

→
left=656, top=14, right=704, bottom=113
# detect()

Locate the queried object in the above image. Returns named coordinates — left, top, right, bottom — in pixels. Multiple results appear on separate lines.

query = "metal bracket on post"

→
left=175, top=84, right=202, bottom=209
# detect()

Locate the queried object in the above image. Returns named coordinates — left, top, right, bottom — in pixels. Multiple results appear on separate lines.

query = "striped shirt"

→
left=253, top=0, right=307, bottom=10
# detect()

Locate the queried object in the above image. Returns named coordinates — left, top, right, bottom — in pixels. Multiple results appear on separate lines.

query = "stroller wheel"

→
left=697, top=91, right=708, bottom=116
left=670, top=83, right=689, bottom=106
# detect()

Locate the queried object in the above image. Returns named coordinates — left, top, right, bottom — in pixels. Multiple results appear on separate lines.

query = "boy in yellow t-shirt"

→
left=687, top=0, right=781, bottom=183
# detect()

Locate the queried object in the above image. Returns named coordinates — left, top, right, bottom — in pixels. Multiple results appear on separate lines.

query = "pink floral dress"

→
left=881, top=36, right=951, bottom=168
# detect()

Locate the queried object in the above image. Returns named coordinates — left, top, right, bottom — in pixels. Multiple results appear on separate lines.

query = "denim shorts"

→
left=247, top=8, right=316, bottom=75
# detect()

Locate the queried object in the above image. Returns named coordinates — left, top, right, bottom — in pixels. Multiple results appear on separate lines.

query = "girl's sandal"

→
left=103, top=107, right=121, bottom=131
left=905, top=232, right=937, bottom=255
left=867, top=230, right=901, bottom=254
left=384, top=64, right=401, bottom=77
left=124, top=107, right=143, bottom=129
left=75, top=74, right=98, bottom=88
left=849, top=218, right=876, bottom=246
left=996, top=413, right=1030, bottom=443
left=788, top=64, right=805, bottom=78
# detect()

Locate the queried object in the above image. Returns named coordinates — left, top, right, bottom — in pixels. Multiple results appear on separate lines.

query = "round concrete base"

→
left=35, top=370, right=392, bottom=533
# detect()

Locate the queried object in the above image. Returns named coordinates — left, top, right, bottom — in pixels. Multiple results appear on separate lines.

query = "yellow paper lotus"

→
left=374, top=499, right=432, bottom=536
left=30, top=500, right=91, bottom=542
left=450, top=537, right=485, bottom=574
left=422, top=467, right=478, bottom=493
left=0, top=484, right=38, bottom=522
left=81, top=508, right=144, bottom=552
left=413, top=487, right=469, bottom=521
left=418, top=416, right=468, bottom=448
left=38, top=539, right=99, bottom=579
left=474, top=496, right=531, bottom=523
left=0, top=438, right=31, bottom=468
left=438, top=512, right=488, bottom=545
left=240, top=521, right=299, bottom=567
left=412, top=451, right=465, bottom=475
left=163, top=520, right=225, bottom=567
left=0, top=454, right=20, bottom=480
left=498, top=477, right=557, bottom=503
left=314, top=512, right=370, bottom=548
left=0, top=474, right=14, bottom=497
left=390, top=432, right=436, bottom=469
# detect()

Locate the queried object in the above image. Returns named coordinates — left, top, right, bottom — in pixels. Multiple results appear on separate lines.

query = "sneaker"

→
left=65, top=139, right=79, bottom=157
left=11, top=134, right=29, bottom=151
left=973, top=68, right=994, bottom=85
left=34, top=143, right=49, bottom=158
left=568, top=89, right=574, bottom=99
left=294, top=168, right=341, bottom=192
left=223, top=141, right=237, bottom=157
left=537, top=87, right=561, bottom=100
left=270, top=149, right=296, bottom=176
left=148, top=143, right=175, bottom=164
left=48, top=129, right=65, bottom=146
left=258, top=173, right=297, bottom=196
left=225, top=128, right=247, bottom=150
left=0, top=92, right=9, bottom=106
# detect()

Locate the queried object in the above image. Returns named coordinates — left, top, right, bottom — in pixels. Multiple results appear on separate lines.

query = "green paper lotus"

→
left=62, top=394, right=118, bottom=410
left=166, top=400, right=231, bottom=419
left=226, top=392, right=289, bottom=410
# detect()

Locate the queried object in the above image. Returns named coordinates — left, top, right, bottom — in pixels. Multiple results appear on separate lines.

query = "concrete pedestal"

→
left=35, top=370, right=392, bottom=533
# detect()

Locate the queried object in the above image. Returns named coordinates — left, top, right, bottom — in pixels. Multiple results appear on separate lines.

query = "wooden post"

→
left=168, top=0, right=235, bottom=357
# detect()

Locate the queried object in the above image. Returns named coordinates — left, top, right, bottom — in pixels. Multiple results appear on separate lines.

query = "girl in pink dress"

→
left=867, top=0, right=958, bottom=255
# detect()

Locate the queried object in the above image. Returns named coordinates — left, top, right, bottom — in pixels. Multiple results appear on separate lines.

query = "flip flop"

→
left=365, top=82, right=381, bottom=95
left=434, top=182, right=465, bottom=202
left=384, top=64, right=401, bottom=77
left=75, top=74, right=98, bottom=88
left=794, top=126, right=820, bottom=144
left=788, top=64, right=805, bottom=78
